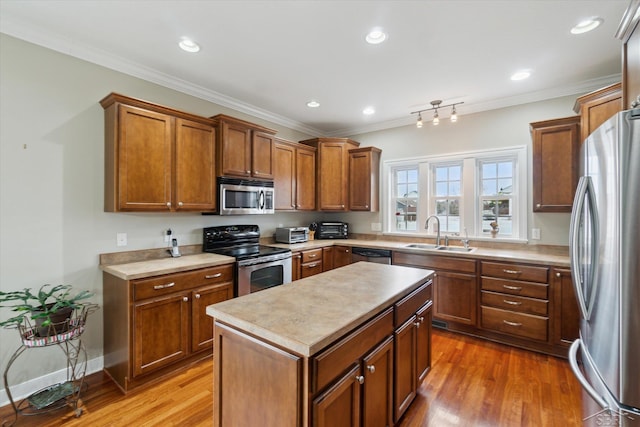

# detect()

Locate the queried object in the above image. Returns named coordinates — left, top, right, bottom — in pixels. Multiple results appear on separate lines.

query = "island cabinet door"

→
left=415, top=302, right=433, bottom=383
left=362, top=336, right=394, bottom=427
left=312, top=364, right=361, bottom=427
left=133, top=292, right=190, bottom=377
left=394, top=316, right=417, bottom=422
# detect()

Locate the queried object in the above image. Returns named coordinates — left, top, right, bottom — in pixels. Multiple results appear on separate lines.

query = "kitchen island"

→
left=206, top=262, right=434, bottom=427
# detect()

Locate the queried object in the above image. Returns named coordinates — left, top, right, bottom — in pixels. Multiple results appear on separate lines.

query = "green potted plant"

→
left=0, top=284, right=94, bottom=337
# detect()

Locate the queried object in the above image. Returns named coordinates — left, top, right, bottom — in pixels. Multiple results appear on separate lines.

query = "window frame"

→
left=384, top=146, right=527, bottom=242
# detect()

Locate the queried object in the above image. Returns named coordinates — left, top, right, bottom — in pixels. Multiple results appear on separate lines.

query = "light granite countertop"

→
left=206, top=262, right=433, bottom=357
left=100, top=253, right=235, bottom=280
left=269, top=238, right=570, bottom=267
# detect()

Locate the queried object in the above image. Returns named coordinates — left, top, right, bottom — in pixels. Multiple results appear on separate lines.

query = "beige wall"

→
left=345, top=96, right=577, bottom=244
left=1, top=33, right=579, bottom=396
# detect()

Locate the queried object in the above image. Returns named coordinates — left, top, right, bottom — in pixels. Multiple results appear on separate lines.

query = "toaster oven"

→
left=316, top=222, right=348, bottom=239
left=275, top=227, right=309, bottom=244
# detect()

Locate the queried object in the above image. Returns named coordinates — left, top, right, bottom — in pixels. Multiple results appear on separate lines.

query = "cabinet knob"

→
left=366, top=365, right=376, bottom=374
left=166, top=202, right=171, bottom=208
left=536, top=203, right=541, bottom=208
left=365, top=205, right=369, bottom=209
left=341, top=205, right=345, bottom=208
left=418, top=316, right=424, bottom=323
left=182, top=296, right=189, bottom=302
left=356, top=375, right=365, bottom=385
left=178, top=202, right=183, bottom=207
left=556, top=272, right=561, bottom=278
left=246, top=170, right=251, bottom=174
left=414, top=322, right=421, bottom=328
left=195, top=294, right=201, bottom=299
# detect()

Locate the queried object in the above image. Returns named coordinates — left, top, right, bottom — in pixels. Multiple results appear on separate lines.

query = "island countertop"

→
left=206, top=262, right=433, bottom=357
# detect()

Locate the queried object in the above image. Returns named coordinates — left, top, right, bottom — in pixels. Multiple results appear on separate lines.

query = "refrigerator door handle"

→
left=569, top=176, right=599, bottom=320
left=569, top=339, right=610, bottom=411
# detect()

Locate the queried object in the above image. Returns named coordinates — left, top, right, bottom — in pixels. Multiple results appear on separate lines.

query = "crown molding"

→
left=0, top=17, right=324, bottom=137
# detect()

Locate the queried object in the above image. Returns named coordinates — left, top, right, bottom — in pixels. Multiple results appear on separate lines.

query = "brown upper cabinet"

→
left=616, top=0, right=640, bottom=109
left=101, top=93, right=216, bottom=213
left=530, top=116, right=580, bottom=213
left=300, top=137, right=360, bottom=211
left=212, top=114, right=277, bottom=180
left=573, top=82, right=622, bottom=144
left=349, top=147, right=381, bottom=212
left=273, top=138, right=316, bottom=211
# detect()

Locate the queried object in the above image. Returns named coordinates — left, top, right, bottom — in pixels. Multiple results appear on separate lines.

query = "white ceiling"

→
left=0, top=0, right=629, bottom=136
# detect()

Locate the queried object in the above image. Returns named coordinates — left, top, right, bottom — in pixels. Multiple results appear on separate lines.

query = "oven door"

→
left=237, top=255, right=292, bottom=296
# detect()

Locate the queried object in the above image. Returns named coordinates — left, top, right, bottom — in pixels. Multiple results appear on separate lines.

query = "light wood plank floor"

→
left=0, top=329, right=582, bottom=426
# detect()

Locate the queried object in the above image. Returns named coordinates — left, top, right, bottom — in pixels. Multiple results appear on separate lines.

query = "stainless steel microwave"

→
left=218, top=177, right=274, bottom=215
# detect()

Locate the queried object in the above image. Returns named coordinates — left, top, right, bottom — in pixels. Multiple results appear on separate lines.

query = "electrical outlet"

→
left=371, top=222, right=382, bottom=231
left=164, top=229, right=172, bottom=243
left=116, top=233, right=127, bottom=247
left=531, top=228, right=541, bottom=240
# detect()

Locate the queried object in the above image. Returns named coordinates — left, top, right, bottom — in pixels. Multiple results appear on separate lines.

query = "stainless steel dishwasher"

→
left=351, top=247, right=392, bottom=264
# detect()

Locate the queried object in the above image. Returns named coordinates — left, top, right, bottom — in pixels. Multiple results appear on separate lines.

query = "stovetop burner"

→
left=203, top=225, right=290, bottom=261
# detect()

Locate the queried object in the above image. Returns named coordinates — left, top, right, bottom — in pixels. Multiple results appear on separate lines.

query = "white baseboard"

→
left=0, top=357, right=104, bottom=408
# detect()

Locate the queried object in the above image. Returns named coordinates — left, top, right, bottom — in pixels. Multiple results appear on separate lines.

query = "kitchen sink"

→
left=404, top=243, right=439, bottom=250
left=404, top=243, right=475, bottom=253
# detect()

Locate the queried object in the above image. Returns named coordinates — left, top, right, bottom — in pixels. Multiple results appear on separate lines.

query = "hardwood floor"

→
left=0, top=329, right=582, bottom=426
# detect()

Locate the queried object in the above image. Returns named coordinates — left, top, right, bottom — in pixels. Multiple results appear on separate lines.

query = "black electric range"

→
left=202, top=225, right=290, bottom=262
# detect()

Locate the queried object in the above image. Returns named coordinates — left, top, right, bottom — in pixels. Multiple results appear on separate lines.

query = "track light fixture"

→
left=411, top=100, right=464, bottom=128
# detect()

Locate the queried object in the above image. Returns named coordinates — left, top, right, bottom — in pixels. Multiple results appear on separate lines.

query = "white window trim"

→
left=383, top=146, right=528, bottom=242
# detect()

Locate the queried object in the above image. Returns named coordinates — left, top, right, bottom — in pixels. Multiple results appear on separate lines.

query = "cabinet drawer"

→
left=481, top=291, right=548, bottom=316
left=481, top=261, right=548, bottom=283
left=395, top=282, right=432, bottom=327
left=393, top=252, right=476, bottom=273
left=302, top=248, right=323, bottom=263
left=481, top=306, right=548, bottom=342
left=481, top=277, right=548, bottom=299
left=313, top=308, right=393, bottom=394
left=301, top=261, right=323, bottom=278
left=133, top=264, right=233, bottom=301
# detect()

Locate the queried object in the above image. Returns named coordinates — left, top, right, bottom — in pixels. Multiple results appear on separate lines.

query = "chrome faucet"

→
left=425, top=215, right=441, bottom=247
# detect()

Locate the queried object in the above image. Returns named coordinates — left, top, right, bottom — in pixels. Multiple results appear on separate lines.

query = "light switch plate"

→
left=117, top=232, right=127, bottom=246
left=531, top=228, right=541, bottom=240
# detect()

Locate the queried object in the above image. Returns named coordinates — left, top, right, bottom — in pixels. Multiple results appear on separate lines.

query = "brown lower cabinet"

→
left=103, top=263, right=234, bottom=392
left=393, top=250, right=578, bottom=358
left=293, top=245, right=353, bottom=281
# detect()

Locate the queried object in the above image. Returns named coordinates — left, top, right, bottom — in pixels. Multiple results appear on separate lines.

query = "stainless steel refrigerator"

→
left=569, top=109, right=640, bottom=426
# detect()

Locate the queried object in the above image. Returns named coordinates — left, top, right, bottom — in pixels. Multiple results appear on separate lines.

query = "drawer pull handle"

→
left=503, top=285, right=522, bottom=291
left=503, top=299, right=522, bottom=305
left=307, top=262, right=319, bottom=268
left=205, top=273, right=222, bottom=279
left=502, top=269, right=522, bottom=275
left=309, top=254, right=317, bottom=258
left=356, top=375, right=365, bottom=385
left=503, top=320, right=522, bottom=327
left=153, top=282, right=175, bottom=290
left=367, top=365, right=376, bottom=374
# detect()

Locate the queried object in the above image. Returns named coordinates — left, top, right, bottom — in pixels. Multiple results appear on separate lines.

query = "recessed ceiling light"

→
left=571, top=17, right=604, bottom=34
left=179, top=38, right=200, bottom=53
left=366, top=28, right=387, bottom=45
left=510, top=70, right=531, bottom=81
left=306, top=100, right=320, bottom=108
left=363, top=107, right=375, bottom=115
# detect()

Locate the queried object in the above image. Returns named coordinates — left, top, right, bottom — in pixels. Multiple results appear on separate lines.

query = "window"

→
left=386, top=147, right=527, bottom=241
left=480, top=160, right=514, bottom=236
left=433, top=164, right=462, bottom=233
left=393, top=167, right=419, bottom=231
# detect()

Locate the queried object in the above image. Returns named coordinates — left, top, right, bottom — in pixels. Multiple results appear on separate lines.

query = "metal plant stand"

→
left=2, top=305, right=98, bottom=427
